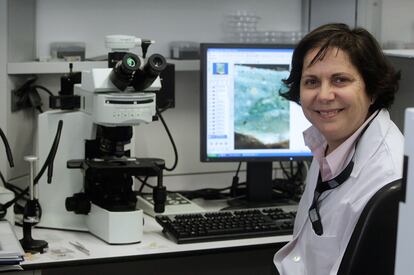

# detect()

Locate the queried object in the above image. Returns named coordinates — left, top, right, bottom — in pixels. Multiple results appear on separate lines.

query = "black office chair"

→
left=337, top=179, right=401, bottom=275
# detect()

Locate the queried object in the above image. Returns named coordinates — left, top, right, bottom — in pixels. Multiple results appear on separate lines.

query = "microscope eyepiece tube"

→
left=146, top=53, right=167, bottom=75
left=131, top=53, right=167, bottom=91
left=109, top=53, right=142, bottom=91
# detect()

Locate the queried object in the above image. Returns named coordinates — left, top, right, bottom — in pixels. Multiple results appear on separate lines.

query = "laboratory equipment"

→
left=37, top=35, right=168, bottom=244
left=199, top=43, right=312, bottom=207
left=19, top=155, right=48, bottom=253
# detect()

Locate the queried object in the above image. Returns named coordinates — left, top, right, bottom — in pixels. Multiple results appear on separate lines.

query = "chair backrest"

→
left=337, top=179, right=401, bottom=275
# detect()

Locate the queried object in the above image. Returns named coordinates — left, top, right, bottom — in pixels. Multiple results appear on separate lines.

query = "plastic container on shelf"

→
left=223, top=10, right=261, bottom=43
left=222, top=11, right=306, bottom=45
left=169, top=41, right=200, bottom=60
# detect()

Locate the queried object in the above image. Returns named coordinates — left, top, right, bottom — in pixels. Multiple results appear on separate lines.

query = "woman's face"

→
left=300, top=47, right=372, bottom=152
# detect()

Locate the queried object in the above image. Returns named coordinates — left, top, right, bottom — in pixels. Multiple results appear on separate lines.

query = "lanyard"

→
left=308, top=110, right=380, bottom=235
left=308, top=160, right=354, bottom=235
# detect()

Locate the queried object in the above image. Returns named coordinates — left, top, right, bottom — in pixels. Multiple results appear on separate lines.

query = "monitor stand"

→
left=227, top=161, right=292, bottom=209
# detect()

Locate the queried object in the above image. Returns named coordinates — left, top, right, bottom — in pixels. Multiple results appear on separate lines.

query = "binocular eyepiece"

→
left=109, top=53, right=142, bottom=91
left=109, top=52, right=167, bottom=92
left=131, top=53, right=167, bottom=91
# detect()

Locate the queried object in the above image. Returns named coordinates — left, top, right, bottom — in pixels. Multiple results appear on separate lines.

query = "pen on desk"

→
left=69, top=241, right=90, bottom=256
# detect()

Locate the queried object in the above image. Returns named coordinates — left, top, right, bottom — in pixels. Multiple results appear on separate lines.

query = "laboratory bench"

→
left=7, top=201, right=293, bottom=275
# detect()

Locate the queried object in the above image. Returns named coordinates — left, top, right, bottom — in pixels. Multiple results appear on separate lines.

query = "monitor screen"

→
left=200, top=43, right=312, bottom=206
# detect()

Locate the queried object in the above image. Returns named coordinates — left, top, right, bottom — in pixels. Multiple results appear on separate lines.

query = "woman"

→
left=274, top=23, right=403, bottom=274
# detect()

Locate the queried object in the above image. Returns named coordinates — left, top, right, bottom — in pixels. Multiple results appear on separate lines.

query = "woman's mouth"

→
left=317, top=109, right=343, bottom=119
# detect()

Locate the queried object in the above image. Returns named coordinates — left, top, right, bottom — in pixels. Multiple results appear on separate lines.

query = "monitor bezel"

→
left=199, top=42, right=312, bottom=163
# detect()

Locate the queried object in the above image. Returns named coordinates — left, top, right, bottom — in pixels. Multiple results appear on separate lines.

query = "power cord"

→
left=157, top=101, right=174, bottom=114
left=226, top=160, right=307, bottom=202
left=230, top=162, right=242, bottom=197
left=13, top=76, right=53, bottom=113
left=156, top=107, right=178, bottom=171
left=0, top=127, right=15, bottom=219
left=277, top=161, right=305, bottom=200
left=0, top=128, right=14, bottom=167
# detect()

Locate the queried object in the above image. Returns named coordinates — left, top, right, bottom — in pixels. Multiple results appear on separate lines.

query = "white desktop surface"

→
left=17, top=212, right=292, bottom=269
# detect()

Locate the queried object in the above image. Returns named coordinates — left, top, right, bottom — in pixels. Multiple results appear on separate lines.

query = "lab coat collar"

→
left=351, top=109, right=391, bottom=178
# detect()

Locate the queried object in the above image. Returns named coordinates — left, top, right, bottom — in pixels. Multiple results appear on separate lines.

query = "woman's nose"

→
left=317, top=82, right=335, bottom=102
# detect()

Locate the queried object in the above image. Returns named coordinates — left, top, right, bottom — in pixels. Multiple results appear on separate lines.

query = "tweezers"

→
left=69, top=241, right=90, bottom=256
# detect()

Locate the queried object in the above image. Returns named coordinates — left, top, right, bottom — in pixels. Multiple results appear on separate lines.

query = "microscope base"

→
left=87, top=203, right=143, bottom=244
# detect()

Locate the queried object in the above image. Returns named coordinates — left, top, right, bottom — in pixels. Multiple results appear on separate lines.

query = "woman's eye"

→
left=303, top=79, right=318, bottom=87
left=333, top=77, right=349, bottom=85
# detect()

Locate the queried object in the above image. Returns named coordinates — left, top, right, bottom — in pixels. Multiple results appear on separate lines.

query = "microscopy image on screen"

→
left=234, top=64, right=290, bottom=150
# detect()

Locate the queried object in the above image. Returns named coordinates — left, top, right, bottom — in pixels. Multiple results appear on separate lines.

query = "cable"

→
left=279, top=161, right=292, bottom=180
left=235, top=162, right=242, bottom=178
left=13, top=77, right=52, bottom=112
left=156, top=107, right=178, bottom=171
left=135, top=176, right=149, bottom=193
left=3, top=120, right=63, bottom=208
left=274, top=160, right=307, bottom=201
left=0, top=128, right=14, bottom=167
left=0, top=172, right=27, bottom=199
left=36, top=120, right=63, bottom=184
left=0, top=127, right=17, bottom=218
left=279, top=161, right=299, bottom=183
left=230, top=162, right=242, bottom=197
left=31, top=85, right=53, bottom=97
left=157, top=102, right=174, bottom=114
left=46, top=121, right=63, bottom=183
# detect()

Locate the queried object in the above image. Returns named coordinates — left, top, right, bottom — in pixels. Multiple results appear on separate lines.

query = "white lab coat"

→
left=274, top=109, right=404, bottom=275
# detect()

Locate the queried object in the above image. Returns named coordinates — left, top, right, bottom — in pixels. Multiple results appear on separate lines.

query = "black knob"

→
left=65, top=193, right=91, bottom=214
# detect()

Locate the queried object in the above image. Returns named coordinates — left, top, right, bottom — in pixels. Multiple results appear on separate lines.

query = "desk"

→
left=12, top=209, right=292, bottom=275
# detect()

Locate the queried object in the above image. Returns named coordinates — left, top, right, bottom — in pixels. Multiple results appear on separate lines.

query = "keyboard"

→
left=155, top=207, right=296, bottom=244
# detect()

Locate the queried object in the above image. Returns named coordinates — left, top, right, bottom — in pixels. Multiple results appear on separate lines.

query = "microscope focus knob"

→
left=153, top=186, right=167, bottom=213
left=65, top=193, right=91, bottom=214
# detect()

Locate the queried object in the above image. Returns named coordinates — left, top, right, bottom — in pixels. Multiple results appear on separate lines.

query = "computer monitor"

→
left=200, top=43, right=312, bottom=206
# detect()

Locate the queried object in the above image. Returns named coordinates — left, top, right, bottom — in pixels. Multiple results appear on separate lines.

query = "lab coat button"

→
left=293, top=256, right=301, bottom=262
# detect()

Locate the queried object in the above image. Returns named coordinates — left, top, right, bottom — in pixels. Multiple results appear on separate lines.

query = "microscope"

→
left=36, top=35, right=167, bottom=244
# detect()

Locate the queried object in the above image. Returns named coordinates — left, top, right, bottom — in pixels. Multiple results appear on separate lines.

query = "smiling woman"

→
left=273, top=23, right=403, bottom=275
left=299, top=47, right=371, bottom=153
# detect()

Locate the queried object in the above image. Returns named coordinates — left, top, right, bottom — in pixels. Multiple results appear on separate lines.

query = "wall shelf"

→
left=7, top=59, right=199, bottom=75
left=383, top=49, right=414, bottom=59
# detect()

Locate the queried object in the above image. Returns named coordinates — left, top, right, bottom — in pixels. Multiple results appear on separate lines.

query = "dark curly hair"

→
left=281, top=23, right=400, bottom=113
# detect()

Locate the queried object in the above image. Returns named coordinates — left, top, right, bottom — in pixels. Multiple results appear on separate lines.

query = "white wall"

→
left=381, top=0, right=414, bottom=48
left=35, top=0, right=302, bottom=59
